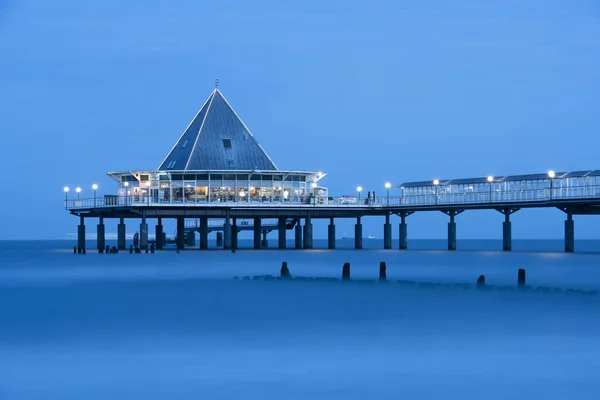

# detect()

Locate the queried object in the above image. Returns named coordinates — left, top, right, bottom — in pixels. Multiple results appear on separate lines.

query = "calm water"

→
left=1, top=240, right=600, bottom=399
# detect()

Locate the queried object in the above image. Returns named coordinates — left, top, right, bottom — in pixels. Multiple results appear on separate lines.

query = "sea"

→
left=1, top=239, right=600, bottom=399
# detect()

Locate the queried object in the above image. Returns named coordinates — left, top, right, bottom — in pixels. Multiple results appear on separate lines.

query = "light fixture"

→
left=385, top=182, right=391, bottom=189
left=548, top=170, right=556, bottom=178
left=239, top=190, right=246, bottom=197
left=487, top=176, right=494, bottom=182
left=311, top=182, right=317, bottom=188
left=76, top=187, right=81, bottom=193
left=92, top=184, right=98, bottom=190
left=357, top=186, right=363, bottom=192
left=63, top=186, right=69, bottom=192
left=433, top=180, right=439, bottom=186
left=124, top=182, right=129, bottom=187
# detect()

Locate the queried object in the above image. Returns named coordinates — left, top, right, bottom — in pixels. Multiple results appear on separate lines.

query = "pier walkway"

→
left=67, top=170, right=600, bottom=253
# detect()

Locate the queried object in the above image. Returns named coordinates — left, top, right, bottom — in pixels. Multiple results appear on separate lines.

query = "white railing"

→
left=66, top=195, right=397, bottom=210
left=65, top=184, right=600, bottom=210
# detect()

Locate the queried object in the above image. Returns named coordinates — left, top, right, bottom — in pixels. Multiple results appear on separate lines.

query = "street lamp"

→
left=76, top=187, right=81, bottom=200
left=124, top=182, right=129, bottom=204
left=64, top=186, right=69, bottom=208
left=433, top=180, right=439, bottom=205
left=385, top=182, right=391, bottom=206
left=487, top=176, right=493, bottom=203
left=548, top=170, right=555, bottom=200
left=357, top=186, right=363, bottom=204
left=92, top=184, right=98, bottom=206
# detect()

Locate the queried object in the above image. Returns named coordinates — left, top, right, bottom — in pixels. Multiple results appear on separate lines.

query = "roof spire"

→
left=215, top=78, right=219, bottom=89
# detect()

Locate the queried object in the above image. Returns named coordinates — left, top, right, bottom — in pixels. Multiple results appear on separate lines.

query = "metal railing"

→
left=64, top=184, right=600, bottom=210
left=65, top=195, right=398, bottom=210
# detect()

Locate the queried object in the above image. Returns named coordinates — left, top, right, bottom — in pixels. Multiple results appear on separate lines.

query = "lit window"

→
left=223, top=139, right=232, bottom=149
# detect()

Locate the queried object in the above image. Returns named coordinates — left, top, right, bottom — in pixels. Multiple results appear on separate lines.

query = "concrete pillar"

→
left=140, top=212, right=148, bottom=250
left=565, top=213, right=574, bottom=253
left=155, top=217, right=163, bottom=250
left=117, top=217, right=126, bottom=250
left=448, top=213, right=457, bottom=251
left=223, top=217, right=232, bottom=250
left=216, top=232, right=223, bottom=247
left=328, top=217, right=335, bottom=249
left=176, top=217, right=185, bottom=250
left=355, top=216, right=363, bottom=250
left=186, top=231, right=196, bottom=247
left=253, top=218, right=261, bottom=249
left=384, top=213, right=392, bottom=249
left=232, top=218, right=238, bottom=250
left=261, top=231, right=268, bottom=248
left=503, top=212, right=512, bottom=251
left=278, top=217, right=286, bottom=249
left=199, top=217, right=208, bottom=250
left=97, top=217, right=105, bottom=250
left=303, top=216, right=313, bottom=249
left=399, top=213, right=408, bottom=250
left=78, top=216, right=86, bottom=250
left=295, top=222, right=303, bottom=249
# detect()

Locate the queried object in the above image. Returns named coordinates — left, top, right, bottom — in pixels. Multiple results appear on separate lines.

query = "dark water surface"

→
left=1, top=240, right=599, bottom=399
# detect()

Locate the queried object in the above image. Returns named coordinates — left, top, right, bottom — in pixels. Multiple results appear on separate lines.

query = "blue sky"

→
left=1, top=0, right=600, bottom=240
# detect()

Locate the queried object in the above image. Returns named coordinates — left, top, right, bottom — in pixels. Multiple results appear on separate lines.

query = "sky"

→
left=1, top=0, right=600, bottom=240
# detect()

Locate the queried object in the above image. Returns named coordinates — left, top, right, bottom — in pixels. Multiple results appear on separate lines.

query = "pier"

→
left=64, top=86, right=600, bottom=252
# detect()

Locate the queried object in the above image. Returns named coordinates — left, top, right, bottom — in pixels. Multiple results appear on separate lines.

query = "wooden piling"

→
left=518, top=269, right=526, bottom=287
left=476, top=275, right=485, bottom=287
left=280, top=261, right=292, bottom=278
left=342, top=262, right=351, bottom=280
left=379, top=262, right=387, bottom=280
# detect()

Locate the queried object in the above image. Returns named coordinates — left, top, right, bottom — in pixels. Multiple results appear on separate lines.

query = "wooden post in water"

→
left=476, top=275, right=485, bottom=287
left=342, top=262, right=351, bottom=280
left=518, top=269, right=526, bottom=288
left=379, top=262, right=387, bottom=280
left=281, top=261, right=291, bottom=278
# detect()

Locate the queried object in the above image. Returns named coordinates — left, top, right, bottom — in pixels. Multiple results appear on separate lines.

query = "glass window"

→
left=223, top=139, right=232, bottom=149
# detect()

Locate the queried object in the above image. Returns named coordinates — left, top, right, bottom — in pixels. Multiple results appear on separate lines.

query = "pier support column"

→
left=262, top=231, right=268, bottom=249
left=303, top=216, right=313, bottom=249
left=278, top=217, right=287, bottom=249
left=186, top=231, right=196, bottom=247
left=295, top=222, right=303, bottom=249
left=176, top=217, right=185, bottom=250
left=355, top=216, right=363, bottom=250
left=253, top=218, right=261, bottom=249
left=140, top=212, right=148, bottom=250
left=496, top=208, right=518, bottom=251
left=503, top=219, right=512, bottom=251
left=117, top=217, right=126, bottom=250
left=328, top=218, right=336, bottom=249
left=97, top=217, right=105, bottom=250
left=384, top=213, right=392, bottom=249
left=231, top=218, right=238, bottom=250
left=199, top=218, right=208, bottom=250
left=443, top=210, right=462, bottom=251
left=155, top=218, right=163, bottom=250
left=223, top=217, right=232, bottom=250
left=565, top=213, right=575, bottom=253
left=78, top=216, right=86, bottom=250
left=399, top=212, right=409, bottom=250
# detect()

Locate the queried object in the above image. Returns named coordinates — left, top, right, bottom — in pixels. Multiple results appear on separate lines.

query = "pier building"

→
left=65, top=86, right=600, bottom=253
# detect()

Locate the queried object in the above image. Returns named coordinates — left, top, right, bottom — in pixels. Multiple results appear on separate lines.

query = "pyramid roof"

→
left=158, top=89, right=278, bottom=171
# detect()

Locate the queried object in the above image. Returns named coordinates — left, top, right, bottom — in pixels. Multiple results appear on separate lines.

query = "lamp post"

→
left=92, top=184, right=98, bottom=207
left=548, top=170, right=555, bottom=200
left=76, top=187, right=81, bottom=200
left=487, top=176, right=494, bottom=203
left=64, top=186, right=69, bottom=209
left=385, top=182, right=391, bottom=206
left=124, top=182, right=129, bottom=204
left=357, top=186, right=363, bottom=204
left=433, top=180, right=439, bottom=205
